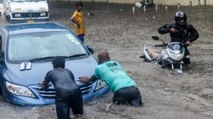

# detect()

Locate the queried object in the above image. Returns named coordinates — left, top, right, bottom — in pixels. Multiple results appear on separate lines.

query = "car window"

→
left=8, top=31, right=87, bottom=61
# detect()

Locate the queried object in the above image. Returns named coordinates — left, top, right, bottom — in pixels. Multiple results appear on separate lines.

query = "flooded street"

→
left=0, top=1, right=213, bottom=119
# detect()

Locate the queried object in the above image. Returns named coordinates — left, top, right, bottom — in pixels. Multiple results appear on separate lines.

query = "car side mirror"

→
left=86, top=45, right=94, bottom=54
left=152, top=36, right=159, bottom=41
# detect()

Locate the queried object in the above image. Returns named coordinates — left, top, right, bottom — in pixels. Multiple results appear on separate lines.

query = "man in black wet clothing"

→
left=40, top=56, right=83, bottom=119
left=158, top=10, right=199, bottom=64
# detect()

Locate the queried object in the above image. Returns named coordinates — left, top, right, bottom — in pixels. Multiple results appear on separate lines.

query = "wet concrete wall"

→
left=154, top=0, right=213, bottom=6
left=67, top=0, right=213, bottom=5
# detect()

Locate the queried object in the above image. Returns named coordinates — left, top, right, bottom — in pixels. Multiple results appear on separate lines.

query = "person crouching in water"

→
left=80, top=51, right=143, bottom=107
left=40, top=56, right=83, bottom=119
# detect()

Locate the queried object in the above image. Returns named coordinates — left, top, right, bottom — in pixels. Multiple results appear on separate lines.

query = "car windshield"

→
left=11, top=0, right=46, bottom=2
left=8, top=31, right=87, bottom=62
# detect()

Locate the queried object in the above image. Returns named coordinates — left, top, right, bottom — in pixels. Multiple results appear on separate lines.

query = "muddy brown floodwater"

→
left=0, top=1, right=213, bottom=119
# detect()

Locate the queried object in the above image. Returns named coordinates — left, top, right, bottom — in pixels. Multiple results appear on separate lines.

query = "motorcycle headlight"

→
left=161, top=51, right=169, bottom=60
left=95, top=80, right=106, bottom=91
left=6, top=81, right=35, bottom=97
left=170, top=52, right=184, bottom=61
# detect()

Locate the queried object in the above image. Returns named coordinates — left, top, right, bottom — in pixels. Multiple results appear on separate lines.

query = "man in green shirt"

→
left=80, top=51, right=142, bottom=107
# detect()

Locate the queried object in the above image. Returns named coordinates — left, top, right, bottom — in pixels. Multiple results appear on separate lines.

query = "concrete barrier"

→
left=154, top=0, right=213, bottom=6
left=69, top=0, right=213, bottom=5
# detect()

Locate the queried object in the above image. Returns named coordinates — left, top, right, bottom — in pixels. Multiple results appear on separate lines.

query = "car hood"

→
left=5, top=56, right=97, bottom=86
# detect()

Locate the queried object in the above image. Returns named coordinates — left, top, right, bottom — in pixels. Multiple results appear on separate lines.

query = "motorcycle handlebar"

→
left=154, top=43, right=167, bottom=47
left=154, top=43, right=190, bottom=48
left=154, top=44, right=164, bottom=47
left=183, top=43, right=191, bottom=47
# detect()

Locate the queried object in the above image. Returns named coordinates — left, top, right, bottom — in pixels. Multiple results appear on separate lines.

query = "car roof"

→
left=3, top=22, right=68, bottom=35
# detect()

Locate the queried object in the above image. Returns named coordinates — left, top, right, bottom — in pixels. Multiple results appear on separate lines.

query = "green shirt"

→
left=94, top=61, right=136, bottom=92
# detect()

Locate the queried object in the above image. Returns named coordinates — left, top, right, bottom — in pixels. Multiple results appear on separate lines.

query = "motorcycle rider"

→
left=158, top=10, right=199, bottom=64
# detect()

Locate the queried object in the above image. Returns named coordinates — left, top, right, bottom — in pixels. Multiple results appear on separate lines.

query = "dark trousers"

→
left=55, top=94, right=83, bottom=119
left=183, top=46, right=191, bottom=64
left=113, top=86, right=142, bottom=107
left=77, top=34, right=85, bottom=43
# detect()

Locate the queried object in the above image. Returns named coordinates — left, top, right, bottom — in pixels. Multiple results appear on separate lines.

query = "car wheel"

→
left=1, top=86, right=7, bottom=102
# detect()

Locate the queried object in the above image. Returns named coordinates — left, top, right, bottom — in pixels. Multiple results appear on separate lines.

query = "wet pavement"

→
left=0, top=1, right=213, bottom=119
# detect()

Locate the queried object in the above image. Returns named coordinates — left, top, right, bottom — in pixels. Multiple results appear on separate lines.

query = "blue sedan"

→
left=0, top=22, right=109, bottom=105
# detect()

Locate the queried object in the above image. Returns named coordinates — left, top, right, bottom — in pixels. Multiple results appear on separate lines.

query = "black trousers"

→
left=55, top=94, right=83, bottom=119
left=183, top=46, right=191, bottom=64
left=113, top=86, right=142, bottom=107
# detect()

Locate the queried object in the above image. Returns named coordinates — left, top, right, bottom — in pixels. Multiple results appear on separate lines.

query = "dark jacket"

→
left=43, top=68, right=81, bottom=99
left=158, top=22, right=199, bottom=43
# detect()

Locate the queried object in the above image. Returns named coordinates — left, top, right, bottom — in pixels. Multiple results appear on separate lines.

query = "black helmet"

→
left=174, top=11, right=187, bottom=26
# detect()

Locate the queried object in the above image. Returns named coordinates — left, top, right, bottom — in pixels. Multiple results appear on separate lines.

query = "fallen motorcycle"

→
left=141, top=36, right=186, bottom=73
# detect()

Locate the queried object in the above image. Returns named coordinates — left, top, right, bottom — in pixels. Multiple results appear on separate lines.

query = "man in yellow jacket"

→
left=71, top=2, right=86, bottom=43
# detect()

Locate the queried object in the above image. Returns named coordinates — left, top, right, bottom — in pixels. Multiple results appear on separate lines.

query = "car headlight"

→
left=40, top=13, right=46, bottom=17
left=6, top=81, right=35, bottom=97
left=95, top=80, right=106, bottom=91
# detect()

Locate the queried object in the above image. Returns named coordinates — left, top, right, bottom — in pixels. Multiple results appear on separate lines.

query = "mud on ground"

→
left=0, top=2, right=213, bottom=119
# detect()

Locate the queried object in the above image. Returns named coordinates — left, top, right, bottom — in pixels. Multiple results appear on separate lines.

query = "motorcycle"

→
left=135, top=0, right=154, bottom=8
left=141, top=36, right=186, bottom=73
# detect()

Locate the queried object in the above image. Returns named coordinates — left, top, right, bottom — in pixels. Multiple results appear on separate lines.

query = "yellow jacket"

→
left=71, top=10, right=86, bottom=35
